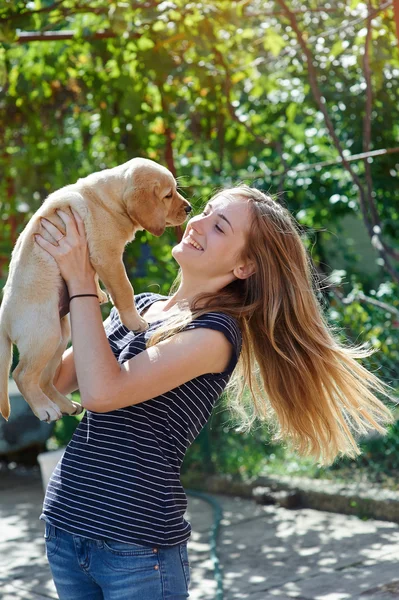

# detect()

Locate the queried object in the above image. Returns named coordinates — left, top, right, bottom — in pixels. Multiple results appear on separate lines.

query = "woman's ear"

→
left=234, top=259, right=256, bottom=280
left=123, top=183, right=166, bottom=237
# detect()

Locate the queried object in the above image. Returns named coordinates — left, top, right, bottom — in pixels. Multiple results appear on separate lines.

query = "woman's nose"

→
left=190, top=216, right=205, bottom=234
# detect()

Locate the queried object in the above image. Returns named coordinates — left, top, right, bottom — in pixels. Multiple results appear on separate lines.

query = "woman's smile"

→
left=182, top=236, right=204, bottom=251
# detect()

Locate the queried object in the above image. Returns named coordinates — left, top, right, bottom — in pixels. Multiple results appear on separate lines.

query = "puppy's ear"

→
left=124, top=184, right=166, bottom=237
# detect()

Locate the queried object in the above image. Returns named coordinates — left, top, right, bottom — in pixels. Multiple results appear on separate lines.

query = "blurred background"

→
left=1, top=0, right=399, bottom=489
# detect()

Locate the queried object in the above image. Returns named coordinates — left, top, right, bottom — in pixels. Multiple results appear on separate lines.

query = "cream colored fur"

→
left=0, top=158, right=190, bottom=422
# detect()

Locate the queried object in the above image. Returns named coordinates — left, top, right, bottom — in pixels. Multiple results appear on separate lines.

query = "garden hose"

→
left=186, top=489, right=224, bottom=600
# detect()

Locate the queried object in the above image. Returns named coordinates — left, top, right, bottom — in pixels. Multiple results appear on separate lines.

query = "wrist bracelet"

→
left=69, top=294, right=99, bottom=303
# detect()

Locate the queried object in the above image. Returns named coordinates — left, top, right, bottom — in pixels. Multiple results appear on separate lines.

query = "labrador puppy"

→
left=0, top=157, right=191, bottom=422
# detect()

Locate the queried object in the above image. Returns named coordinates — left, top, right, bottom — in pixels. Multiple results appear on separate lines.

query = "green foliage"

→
left=357, top=420, right=399, bottom=476
left=1, top=1, right=399, bottom=482
left=2, top=0, right=399, bottom=271
left=182, top=395, right=284, bottom=481
left=328, top=419, right=399, bottom=485
left=47, top=393, right=84, bottom=449
left=326, top=278, right=399, bottom=386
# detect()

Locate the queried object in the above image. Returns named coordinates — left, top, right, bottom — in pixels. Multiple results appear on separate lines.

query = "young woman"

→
left=34, top=185, right=396, bottom=600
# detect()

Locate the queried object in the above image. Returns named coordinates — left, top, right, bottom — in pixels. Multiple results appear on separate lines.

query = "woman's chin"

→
left=171, top=246, right=184, bottom=264
left=172, top=242, right=190, bottom=257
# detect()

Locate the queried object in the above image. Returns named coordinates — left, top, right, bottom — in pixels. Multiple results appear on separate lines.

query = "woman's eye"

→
left=201, top=212, right=224, bottom=234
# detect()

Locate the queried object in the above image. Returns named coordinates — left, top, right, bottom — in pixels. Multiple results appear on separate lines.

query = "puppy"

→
left=0, top=158, right=191, bottom=422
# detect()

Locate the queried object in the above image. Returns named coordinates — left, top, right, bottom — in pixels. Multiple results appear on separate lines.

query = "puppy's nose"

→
left=184, top=205, right=192, bottom=214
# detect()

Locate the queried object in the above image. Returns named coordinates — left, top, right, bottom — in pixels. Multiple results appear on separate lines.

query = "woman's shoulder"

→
left=183, top=310, right=242, bottom=353
left=107, top=293, right=242, bottom=352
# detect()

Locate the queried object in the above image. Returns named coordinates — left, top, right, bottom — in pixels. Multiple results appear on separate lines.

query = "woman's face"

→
left=172, top=194, right=254, bottom=286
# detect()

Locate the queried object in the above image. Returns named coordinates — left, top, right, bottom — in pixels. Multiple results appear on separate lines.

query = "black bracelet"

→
left=69, top=294, right=99, bottom=303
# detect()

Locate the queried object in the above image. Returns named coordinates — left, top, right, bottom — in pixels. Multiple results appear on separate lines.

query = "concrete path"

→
left=1, top=468, right=399, bottom=599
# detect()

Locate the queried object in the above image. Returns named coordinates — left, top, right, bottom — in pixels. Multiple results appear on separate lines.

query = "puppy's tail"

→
left=0, top=327, right=12, bottom=421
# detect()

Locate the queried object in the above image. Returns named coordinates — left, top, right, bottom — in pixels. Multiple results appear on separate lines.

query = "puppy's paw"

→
left=119, top=311, right=149, bottom=333
left=71, top=401, right=84, bottom=415
left=34, top=401, right=63, bottom=423
left=61, top=401, right=84, bottom=417
left=133, top=316, right=149, bottom=333
left=98, top=290, right=108, bottom=304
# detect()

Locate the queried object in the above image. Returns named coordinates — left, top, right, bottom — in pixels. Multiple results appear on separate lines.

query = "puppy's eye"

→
left=165, top=191, right=173, bottom=198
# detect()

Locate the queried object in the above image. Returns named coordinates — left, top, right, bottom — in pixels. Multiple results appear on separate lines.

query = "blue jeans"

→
left=44, top=522, right=191, bottom=599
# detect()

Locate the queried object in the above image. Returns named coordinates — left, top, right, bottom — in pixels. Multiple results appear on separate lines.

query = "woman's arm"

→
left=53, top=315, right=112, bottom=397
left=53, top=346, right=78, bottom=396
left=32, top=209, right=231, bottom=412
left=58, top=293, right=232, bottom=411
left=84, top=326, right=232, bottom=413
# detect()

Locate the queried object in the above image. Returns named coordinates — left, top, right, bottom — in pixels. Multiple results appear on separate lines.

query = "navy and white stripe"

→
left=40, top=292, right=242, bottom=547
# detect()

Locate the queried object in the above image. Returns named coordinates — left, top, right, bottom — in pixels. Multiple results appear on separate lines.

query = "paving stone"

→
left=2, top=470, right=399, bottom=600
left=184, top=494, right=215, bottom=534
left=360, top=579, right=399, bottom=599
left=1, top=582, right=54, bottom=599
left=213, top=495, right=399, bottom=599
left=268, top=558, right=399, bottom=599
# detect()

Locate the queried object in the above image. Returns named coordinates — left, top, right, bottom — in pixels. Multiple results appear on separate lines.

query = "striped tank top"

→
left=40, top=292, right=242, bottom=547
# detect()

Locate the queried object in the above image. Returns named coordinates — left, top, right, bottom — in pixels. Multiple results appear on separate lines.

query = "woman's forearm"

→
left=53, top=360, right=63, bottom=388
left=67, top=278, right=121, bottom=407
left=53, top=346, right=79, bottom=396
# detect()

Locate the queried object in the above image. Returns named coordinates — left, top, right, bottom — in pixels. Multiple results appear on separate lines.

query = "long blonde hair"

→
left=147, top=185, right=396, bottom=464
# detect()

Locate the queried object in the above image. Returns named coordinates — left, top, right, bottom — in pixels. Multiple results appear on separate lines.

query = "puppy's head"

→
left=122, top=159, right=191, bottom=237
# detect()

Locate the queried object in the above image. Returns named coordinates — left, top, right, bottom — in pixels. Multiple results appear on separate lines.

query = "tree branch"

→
left=312, top=261, right=399, bottom=325
left=275, top=140, right=288, bottom=195
left=333, top=288, right=399, bottom=318
left=276, top=0, right=399, bottom=283
left=0, top=1, right=158, bottom=23
left=245, top=7, right=340, bottom=17
left=362, top=1, right=399, bottom=262
left=307, top=0, right=393, bottom=45
left=16, top=29, right=141, bottom=42
left=393, top=0, right=399, bottom=49
left=0, top=1, right=67, bottom=22
left=244, top=146, right=399, bottom=179
left=363, top=0, right=374, bottom=217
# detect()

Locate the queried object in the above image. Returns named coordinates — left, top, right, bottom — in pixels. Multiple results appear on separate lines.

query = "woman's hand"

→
left=34, top=207, right=96, bottom=291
